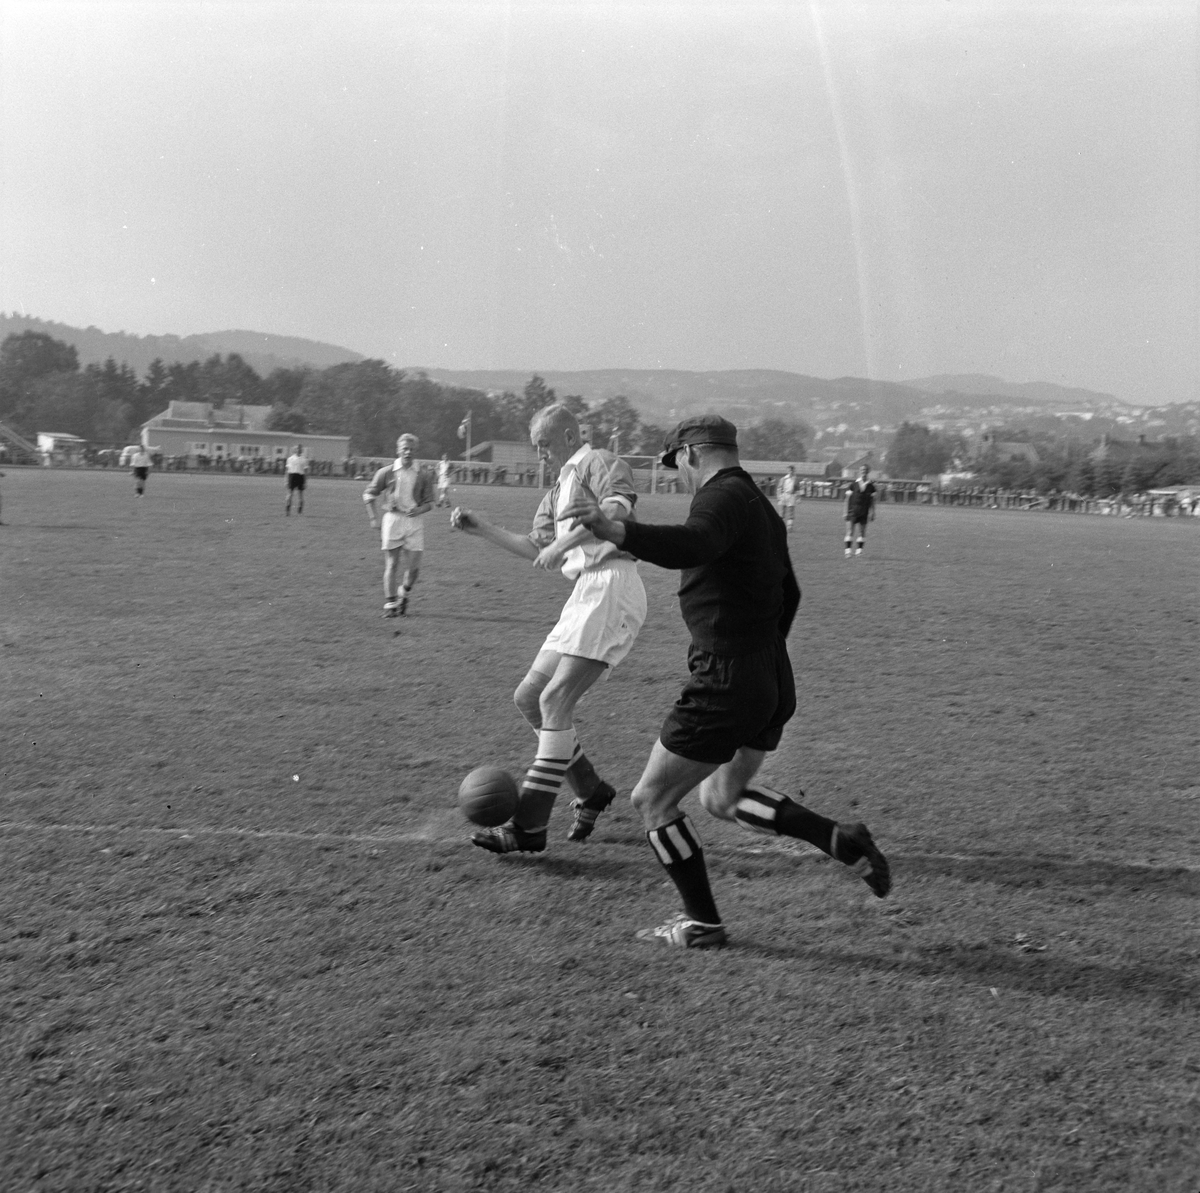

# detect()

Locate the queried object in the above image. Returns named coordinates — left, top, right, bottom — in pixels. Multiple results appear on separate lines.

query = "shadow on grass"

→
left=415, top=611, right=546, bottom=627
left=479, top=852, right=654, bottom=883
left=901, top=852, right=1200, bottom=897
left=736, top=937, right=1198, bottom=1010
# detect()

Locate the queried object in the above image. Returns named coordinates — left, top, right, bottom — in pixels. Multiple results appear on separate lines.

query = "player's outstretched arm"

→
left=451, top=507, right=539, bottom=561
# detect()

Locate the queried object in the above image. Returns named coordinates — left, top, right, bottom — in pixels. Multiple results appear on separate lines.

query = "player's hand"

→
left=450, top=506, right=476, bottom=532
left=562, top=482, right=623, bottom=544
left=533, top=544, right=565, bottom=571
left=368, top=519, right=378, bottom=529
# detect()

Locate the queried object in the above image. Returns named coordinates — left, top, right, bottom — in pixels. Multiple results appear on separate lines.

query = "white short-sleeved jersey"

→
left=531, top=446, right=638, bottom=581
left=286, top=454, right=310, bottom=475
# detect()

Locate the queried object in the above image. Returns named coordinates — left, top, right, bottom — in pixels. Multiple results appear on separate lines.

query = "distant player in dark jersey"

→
left=844, top=465, right=876, bottom=556
left=565, top=415, right=890, bottom=948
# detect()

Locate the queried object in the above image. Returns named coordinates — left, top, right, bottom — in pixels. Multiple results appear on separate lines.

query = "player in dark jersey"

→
left=844, top=465, right=877, bottom=556
left=565, top=415, right=891, bottom=948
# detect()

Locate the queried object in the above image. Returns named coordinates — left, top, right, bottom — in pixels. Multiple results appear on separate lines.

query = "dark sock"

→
left=565, top=749, right=601, bottom=800
left=647, top=816, right=722, bottom=924
left=735, top=788, right=836, bottom=855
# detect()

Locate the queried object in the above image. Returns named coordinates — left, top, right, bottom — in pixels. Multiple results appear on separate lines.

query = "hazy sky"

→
left=1, top=1, right=1196, bottom=404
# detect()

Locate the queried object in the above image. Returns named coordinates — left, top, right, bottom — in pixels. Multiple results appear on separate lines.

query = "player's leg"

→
left=701, top=755, right=890, bottom=897
left=382, top=546, right=402, bottom=615
left=853, top=519, right=866, bottom=554
left=512, top=651, right=609, bottom=811
left=296, top=476, right=305, bottom=514
left=844, top=516, right=853, bottom=556
left=474, top=653, right=608, bottom=854
left=285, top=477, right=292, bottom=514
left=631, top=741, right=727, bottom=947
left=396, top=547, right=422, bottom=613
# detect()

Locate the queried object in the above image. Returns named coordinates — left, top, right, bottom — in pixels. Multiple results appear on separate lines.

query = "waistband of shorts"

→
left=577, top=554, right=638, bottom=575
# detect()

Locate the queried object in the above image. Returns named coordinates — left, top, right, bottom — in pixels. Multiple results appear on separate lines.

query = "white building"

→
left=140, top=401, right=349, bottom=463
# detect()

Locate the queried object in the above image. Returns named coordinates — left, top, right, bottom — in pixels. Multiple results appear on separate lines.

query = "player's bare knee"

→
left=513, top=679, right=543, bottom=725
left=537, top=687, right=576, bottom=730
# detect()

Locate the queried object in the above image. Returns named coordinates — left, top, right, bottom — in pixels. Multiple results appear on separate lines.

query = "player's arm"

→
left=362, top=467, right=389, bottom=527
left=450, top=507, right=540, bottom=561
left=532, top=496, right=633, bottom=570
left=779, top=557, right=801, bottom=637
left=565, top=484, right=741, bottom=568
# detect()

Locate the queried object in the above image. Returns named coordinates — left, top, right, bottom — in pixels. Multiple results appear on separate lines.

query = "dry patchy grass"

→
left=1, top=468, right=1198, bottom=1192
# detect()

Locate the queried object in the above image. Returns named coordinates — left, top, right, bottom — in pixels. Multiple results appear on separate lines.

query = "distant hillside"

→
left=2, top=314, right=1145, bottom=431
left=0, top=314, right=364, bottom=378
left=906, top=373, right=1119, bottom=408
left=411, top=367, right=941, bottom=425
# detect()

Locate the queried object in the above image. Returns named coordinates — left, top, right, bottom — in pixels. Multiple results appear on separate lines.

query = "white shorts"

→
left=542, top=559, right=647, bottom=668
left=381, top=512, right=425, bottom=552
left=778, top=495, right=796, bottom=509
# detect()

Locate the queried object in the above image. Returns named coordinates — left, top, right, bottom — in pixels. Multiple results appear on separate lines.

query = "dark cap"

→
left=658, top=415, right=739, bottom=468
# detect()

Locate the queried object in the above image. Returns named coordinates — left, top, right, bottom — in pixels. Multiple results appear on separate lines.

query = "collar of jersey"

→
left=560, top=444, right=591, bottom=475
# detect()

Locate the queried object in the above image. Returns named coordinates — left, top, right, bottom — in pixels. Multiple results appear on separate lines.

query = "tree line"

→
left=886, top=420, right=1200, bottom=495
left=0, top=330, right=814, bottom=462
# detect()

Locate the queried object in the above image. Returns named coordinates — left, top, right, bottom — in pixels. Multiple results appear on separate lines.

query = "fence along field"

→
left=1, top=466, right=1197, bottom=1192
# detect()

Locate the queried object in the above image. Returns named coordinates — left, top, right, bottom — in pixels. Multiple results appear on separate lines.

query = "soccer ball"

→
left=458, top=766, right=518, bottom=827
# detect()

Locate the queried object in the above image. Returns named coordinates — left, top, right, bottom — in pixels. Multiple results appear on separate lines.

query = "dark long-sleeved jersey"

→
left=621, top=467, right=800, bottom=656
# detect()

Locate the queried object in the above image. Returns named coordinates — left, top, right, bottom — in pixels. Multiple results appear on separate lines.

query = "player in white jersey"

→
left=435, top=453, right=453, bottom=507
left=777, top=464, right=799, bottom=530
left=451, top=404, right=647, bottom=849
left=130, top=447, right=153, bottom=497
left=363, top=433, right=436, bottom=616
left=284, top=446, right=310, bottom=515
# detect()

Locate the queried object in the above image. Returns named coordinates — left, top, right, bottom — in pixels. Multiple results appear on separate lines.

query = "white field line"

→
left=0, top=818, right=1196, bottom=874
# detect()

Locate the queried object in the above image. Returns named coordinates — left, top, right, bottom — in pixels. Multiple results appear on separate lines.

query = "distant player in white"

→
left=436, top=453, right=453, bottom=507
left=451, top=403, right=647, bottom=849
left=130, top=446, right=153, bottom=497
left=363, top=433, right=435, bottom=616
left=777, top=464, right=799, bottom=530
left=284, top=446, right=309, bottom=515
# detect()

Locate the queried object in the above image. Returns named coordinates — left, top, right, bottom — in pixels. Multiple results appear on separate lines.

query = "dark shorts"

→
left=287, top=473, right=307, bottom=490
left=847, top=518, right=868, bottom=534
left=133, top=467, right=149, bottom=480
left=659, top=637, right=796, bottom=765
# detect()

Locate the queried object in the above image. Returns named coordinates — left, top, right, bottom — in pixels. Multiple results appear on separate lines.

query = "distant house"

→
left=140, top=400, right=349, bottom=463
left=976, top=432, right=1039, bottom=464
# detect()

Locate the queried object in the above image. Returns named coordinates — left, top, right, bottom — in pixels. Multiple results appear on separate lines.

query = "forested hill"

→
left=0, top=315, right=364, bottom=378
left=1, top=313, right=1133, bottom=428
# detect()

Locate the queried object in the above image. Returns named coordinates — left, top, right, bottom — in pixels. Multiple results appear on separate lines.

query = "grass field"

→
left=2, top=466, right=1198, bottom=1192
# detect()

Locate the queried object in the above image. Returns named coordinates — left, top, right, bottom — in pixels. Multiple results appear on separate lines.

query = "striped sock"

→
left=646, top=816, right=721, bottom=926
left=734, top=787, right=836, bottom=855
left=513, top=728, right=576, bottom=832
